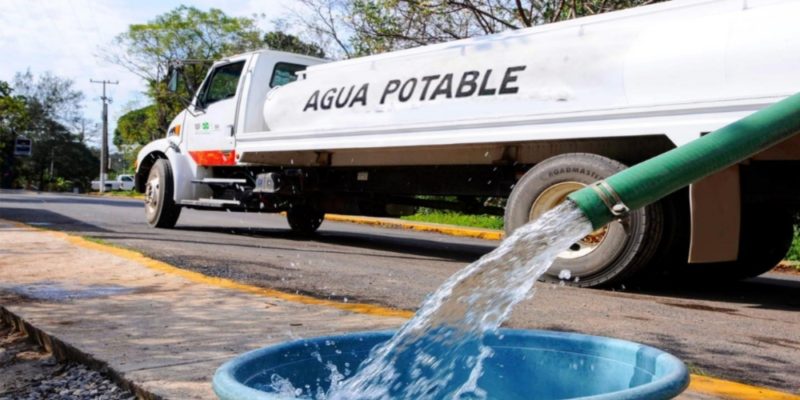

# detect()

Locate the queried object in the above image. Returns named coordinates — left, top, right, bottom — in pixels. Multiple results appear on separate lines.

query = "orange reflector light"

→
left=189, top=150, right=237, bottom=166
left=169, top=124, right=181, bottom=136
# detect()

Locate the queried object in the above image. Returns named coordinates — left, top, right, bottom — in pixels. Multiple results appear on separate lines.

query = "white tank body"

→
left=244, top=0, right=800, bottom=157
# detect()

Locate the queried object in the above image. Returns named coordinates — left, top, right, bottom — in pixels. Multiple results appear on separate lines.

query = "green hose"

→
left=568, top=92, right=800, bottom=229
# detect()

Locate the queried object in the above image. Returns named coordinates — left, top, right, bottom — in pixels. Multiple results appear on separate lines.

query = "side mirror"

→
left=167, top=67, right=180, bottom=93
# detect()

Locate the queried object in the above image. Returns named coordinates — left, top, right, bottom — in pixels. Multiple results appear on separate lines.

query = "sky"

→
left=0, top=0, right=293, bottom=149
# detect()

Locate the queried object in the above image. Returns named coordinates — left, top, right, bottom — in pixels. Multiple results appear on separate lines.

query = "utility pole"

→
left=90, top=79, right=118, bottom=193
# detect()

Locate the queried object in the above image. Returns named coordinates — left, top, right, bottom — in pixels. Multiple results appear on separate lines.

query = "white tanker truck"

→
left=135, top=0, right=800, bottom=287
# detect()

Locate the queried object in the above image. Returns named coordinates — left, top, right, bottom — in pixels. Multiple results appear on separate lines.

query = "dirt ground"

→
left=774, top=261, right=800, bottom=276
left=0, top=322, right=134, bottom=400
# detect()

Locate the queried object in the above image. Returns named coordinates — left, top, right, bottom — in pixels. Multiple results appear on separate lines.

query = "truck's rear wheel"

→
left=505, top=153, right=664, bottom=287
left=690, top=206, right=794, bottom=280
left=287, top=204, right=325, bottom=235
left=144, top=159, right=181, bottom=228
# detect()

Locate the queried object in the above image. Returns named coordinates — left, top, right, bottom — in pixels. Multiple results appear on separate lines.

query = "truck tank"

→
left=257, top=0, right=800, bottom=152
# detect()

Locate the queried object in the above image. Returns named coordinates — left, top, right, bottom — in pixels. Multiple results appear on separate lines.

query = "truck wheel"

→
left=691, top=206, right=794, bottom=280
left=287, top=205, right=325, bottom=235
left=144, top=159, right=181, bottom=228
left=505, top=153, right=664, bottom=287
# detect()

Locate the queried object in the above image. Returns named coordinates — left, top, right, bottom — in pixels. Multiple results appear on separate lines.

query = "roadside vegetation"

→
left=0, top=75, right=98, bottom=192
left=89, top=190, right=144, bottom=199
left=402, top=211, right=504, bottom=230
left=787, top=225, right=800, bottom=264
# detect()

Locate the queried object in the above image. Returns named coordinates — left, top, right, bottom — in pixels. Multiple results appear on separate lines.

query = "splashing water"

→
left=277, top=202, right=592, bottom=399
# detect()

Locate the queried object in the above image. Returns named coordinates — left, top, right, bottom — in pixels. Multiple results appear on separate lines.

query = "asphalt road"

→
left=1, top=190, right=798, bottom=393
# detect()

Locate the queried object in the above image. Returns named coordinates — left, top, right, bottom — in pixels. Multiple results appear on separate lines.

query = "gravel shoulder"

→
left=0, top=322, right=133, bottom=400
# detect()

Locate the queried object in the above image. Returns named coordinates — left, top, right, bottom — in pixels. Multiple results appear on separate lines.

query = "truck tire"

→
left=144, top=159, right=181, bottom=228
left=287, top=205, right=325, bottom=235
left=690, top=206, right=794, bottom=280
left=505, top=153, right=664, bottom=287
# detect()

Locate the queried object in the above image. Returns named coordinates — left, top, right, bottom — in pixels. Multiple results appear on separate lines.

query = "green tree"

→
left=107, top=6, right=265, bottom=133
left=0, top=80, right=30, bottom=188
left=11, top=71, right=97, bottom=190
left=264, top=31, right=326, bottom=58
left=114, top=105, right=161, bottom=147
left=113, top=104, right=161, bottom=170
left=0, top=80, right=29, bottom=146
left=13, top=70, right=84, bottom=129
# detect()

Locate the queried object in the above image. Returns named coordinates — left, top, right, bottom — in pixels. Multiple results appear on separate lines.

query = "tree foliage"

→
left=293, top=0, right=665, bottom=57
left=108, top=6, right=264, bottom=93
left=0, top=81, right=29, bottom=187
left=113, top=105, right=161, bottom=148
left=264, top=31, right=326, bottom=58
left=113, top=104, right=162, bottom=171
left=289, top=0, right=356, bottom=59
left=12, top=70, right=85, bottom=131
left=0, top=81, right=29, bottom=146
left=0, top=73, right=98, bottom=190
left=106, top=6, right=265, bottom=136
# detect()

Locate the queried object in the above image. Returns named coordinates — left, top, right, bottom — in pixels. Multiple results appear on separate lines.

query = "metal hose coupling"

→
left=588, top=181, right=630, bottom=218
left=587, top=181, right=631, bottom=234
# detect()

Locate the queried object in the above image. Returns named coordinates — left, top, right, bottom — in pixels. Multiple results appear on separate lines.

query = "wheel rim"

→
left=145, top=176, right=160, bottom=216
left=529, top=181, right=611, bottom=273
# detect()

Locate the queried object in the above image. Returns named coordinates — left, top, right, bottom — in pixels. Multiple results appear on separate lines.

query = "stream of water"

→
left=273, top=202, right=593, bottom=399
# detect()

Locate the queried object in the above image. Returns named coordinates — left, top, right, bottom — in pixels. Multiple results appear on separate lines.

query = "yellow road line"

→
left=6, top=220, right=799, bottom=399
left=86, top=192, right=145, bottom=200
left=324, top=214, right=504, bottom=241
left=689, top=375, right=800, bottom=400
left=8, top=221, right=413, bottom=320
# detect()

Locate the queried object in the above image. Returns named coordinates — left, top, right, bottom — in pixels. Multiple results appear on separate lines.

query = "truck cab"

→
left=135, top=50, right=326, bottom=210
left=181, top=51, right=326, bottom=162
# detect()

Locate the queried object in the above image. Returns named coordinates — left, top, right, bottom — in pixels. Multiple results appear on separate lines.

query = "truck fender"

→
left=135, top=139, right=193, bottom=203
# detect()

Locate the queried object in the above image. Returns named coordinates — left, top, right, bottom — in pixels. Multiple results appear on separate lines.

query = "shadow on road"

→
left=628, top=275, right=800, bottom=312
left=0, top=196, right=142, bottom=208
left=173, top=225, right=494, bottom=263
left=0, top=208, right=113, bottom=233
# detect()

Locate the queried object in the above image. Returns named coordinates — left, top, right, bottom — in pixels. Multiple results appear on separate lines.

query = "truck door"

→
left=186, top=58, right=247, bottom=167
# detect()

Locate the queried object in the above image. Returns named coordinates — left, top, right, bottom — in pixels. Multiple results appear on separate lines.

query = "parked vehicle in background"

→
left=135, top=0, right=800, bottom=288
left=91, top=175, right=135, bottom=191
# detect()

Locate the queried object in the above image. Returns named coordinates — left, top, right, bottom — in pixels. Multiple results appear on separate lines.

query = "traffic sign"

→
left=14, top=137, right=31, bottom=157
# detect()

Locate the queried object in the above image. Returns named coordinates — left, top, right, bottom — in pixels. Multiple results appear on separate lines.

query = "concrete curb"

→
left=86, top=192, right=145, bottom=200
left=0, top=306, right=161, bottom=400
left=324, top=214, right=504, bottom=241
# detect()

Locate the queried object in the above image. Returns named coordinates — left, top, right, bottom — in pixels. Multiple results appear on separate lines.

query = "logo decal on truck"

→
left=194, top=122, right=220, bottom=133
left=303, top=65, right=527, bottom=112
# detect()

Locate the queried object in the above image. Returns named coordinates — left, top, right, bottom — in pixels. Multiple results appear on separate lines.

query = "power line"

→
left=89, top=79, right=119, bottom=193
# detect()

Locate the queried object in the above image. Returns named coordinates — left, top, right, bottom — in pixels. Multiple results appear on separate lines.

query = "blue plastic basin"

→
left=213, top=329, right=689, bottom=400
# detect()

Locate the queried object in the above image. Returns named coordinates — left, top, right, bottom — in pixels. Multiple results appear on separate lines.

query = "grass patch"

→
left=82, top=236, right=114, bottom=246
left=401, top=211, right=504, bottom=230
left=685, top=362, right=710, bottom=377
left=787, top=225, right=800, bottom=263
left=89, top=190, right=144, bottom=199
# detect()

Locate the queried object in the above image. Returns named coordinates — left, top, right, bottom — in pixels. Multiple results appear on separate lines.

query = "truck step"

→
left=180, top=198, right=241, bottom=208
left=192, top=178, right=248, bottom=186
